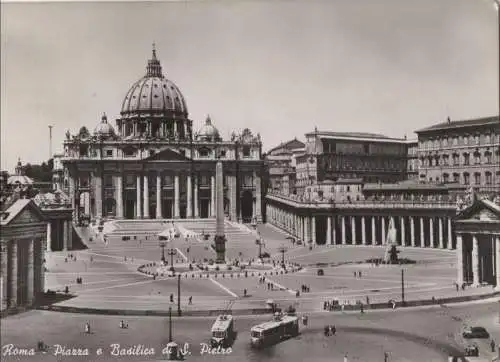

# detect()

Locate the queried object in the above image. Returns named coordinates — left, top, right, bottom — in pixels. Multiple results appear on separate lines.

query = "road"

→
left=2, top=299, right=499, bottom=361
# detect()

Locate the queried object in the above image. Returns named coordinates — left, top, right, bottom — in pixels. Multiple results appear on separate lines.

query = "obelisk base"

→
left=214, top=235, right=226, bottom=264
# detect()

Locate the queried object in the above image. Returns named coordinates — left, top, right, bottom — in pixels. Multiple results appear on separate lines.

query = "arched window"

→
left=463, top=153, right=470, bottom=165
left=463, top=172, right=470, bottom=185
left=474, top=172, right=481, bottom=185
left=485, top=151, right=492, bottom=164
left=485, top=172, right=492, bottom=185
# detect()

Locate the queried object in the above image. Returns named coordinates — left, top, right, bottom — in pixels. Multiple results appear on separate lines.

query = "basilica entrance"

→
left=241, top=190, right=253, bottom=223
left=200, top=199, right=209, bottom=218
left=162, top=199, right=173, bottom=219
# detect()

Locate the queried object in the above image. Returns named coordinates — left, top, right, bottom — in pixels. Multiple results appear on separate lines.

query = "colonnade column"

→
left=381, top=217, right=386, bottom=244
left=371, top=217, right=376, bottom=245
left=156, top=174, right=162, bottom=219
left=429, top=218, right=434, bottom=248
left=341, top=216, right=346, bottom=244
left=194, top=175, right=199, bottom=218
left=1, top=243, right=8, bottom=310
left=332, top=216, right=337, bottom=244
left=63, top=220, right=68, bottom=251
left=210, top=175, right=215, bottom=217
left=456, top=234, right=463, bottom=285
left=361, top=216, right=366, bottom=245
left=400, top=216, right=405, bottom=246
left=9, top=241, right=18, bottom=307
left=410, top=216, right=415, bottom=247
left=311, top=216, right=316, bottom=244
left=304, top=217, right=309, bottom=243
left=143, top=175, right=149, bottom=219
left=187, top=175, right=192, bottom=218
left=116, top=175, right=124, bottom=219
left=174, top=175, right=180, bottom=218
left=327, top=216, right=332, bottom=245
left=472, top=235, right=480, bottom=286
left=420, top=217, right=425, bottom=247
left=351, top=217, right=356, bottom=245
left=496, top=236, right=500, bottom=289
left=136, top=175, right=142, bottom=218
left=447, top=218, right=453, bottom=250
left=438, top=218, right=444, bottom=249
left=67, top=220, right=73, bottom=250
left=46, top=222, right=52, bottom=252
left=26, top=240, right=34, bottom=305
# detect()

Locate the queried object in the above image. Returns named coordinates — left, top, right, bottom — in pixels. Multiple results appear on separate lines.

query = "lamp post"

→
left=168, top=306, right=173, bottom=342
left=278, top=245, right=287, bottom=268
left=167, top=249, right=177, bottom=272
left=159, top=242, right=166, bottom=263
left=401, top=269, right=405, bottom=306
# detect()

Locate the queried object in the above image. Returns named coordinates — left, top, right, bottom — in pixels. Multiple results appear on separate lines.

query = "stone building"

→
left=265, top=138, right=305, bottom=195
left=294, top=130, right=413, bottom=195
left=59, top=47, right=264, bottom=224
left=415, top=116, right=500, bottom=194
left=1, top=199, right=46, bottom=313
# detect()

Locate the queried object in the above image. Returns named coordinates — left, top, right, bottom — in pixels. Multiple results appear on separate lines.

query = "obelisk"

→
left=214, top=161, right=226, bottom=263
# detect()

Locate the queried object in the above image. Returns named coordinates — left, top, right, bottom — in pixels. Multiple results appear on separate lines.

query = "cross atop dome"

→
left=101, top=112, right=107, bottom=123
left=146, top=43, right=163, bottom=77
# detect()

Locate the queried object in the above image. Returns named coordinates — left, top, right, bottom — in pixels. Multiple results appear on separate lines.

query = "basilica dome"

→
left=94, top=113, right=115, bottom=137
left=120, top=47, right=188, bottom=118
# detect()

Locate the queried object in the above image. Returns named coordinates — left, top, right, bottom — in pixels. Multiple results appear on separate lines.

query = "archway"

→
left=241, top=190, right=253, bottom=223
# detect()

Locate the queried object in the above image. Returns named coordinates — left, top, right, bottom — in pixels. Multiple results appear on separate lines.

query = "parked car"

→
left=462, top=326, right=489, bottom=339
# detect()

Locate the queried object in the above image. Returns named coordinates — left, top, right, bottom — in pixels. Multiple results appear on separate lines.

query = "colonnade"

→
left=0, top=238, right=45, bottom=312
left=266, top=204, right=455, bottom=250
left=46, top=219, right=73, bottom=252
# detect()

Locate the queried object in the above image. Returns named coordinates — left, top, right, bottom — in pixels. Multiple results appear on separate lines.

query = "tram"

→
left=250, top=312, right=299, bottom=348
left=210, top=315, right=235, bottom=348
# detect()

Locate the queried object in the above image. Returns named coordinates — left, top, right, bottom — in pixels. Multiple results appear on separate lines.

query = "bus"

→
left=250, top=313, right=299, bottom=348
left=210, top=315, right=235, bottom=348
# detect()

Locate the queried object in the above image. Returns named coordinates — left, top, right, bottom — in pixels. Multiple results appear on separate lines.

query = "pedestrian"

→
left=189, top=296, right=192, bottom=305
left=330, top=325, right=336, bottom=335
left=344, top=353, right=348, bottom=362
left=170, top=293, right=174, bottom=303
left=84, top=322, right=91, bottom=334
left=324, top=325, right=330, bottom=336
left=354, top=271, right=356, bottom=278
left=358, top=271, right=362, bottom=278
left=360, top=304, right=364, bottom=314
left=366, top=296, right=370, bottom=305
left=244, top=289, right=247, bottom=297
left=491, top=340, right=496, bottom=352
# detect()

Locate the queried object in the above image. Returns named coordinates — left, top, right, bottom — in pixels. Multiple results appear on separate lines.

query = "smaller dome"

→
left=197, top=115, right=220, bottom=141
left=94, top=113, right=115, bottom=137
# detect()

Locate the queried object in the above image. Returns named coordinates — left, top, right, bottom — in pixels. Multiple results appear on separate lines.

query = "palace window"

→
left=105, top=150, right=113, bottom=157
left=219, top=149, right=227, bottom=158
left=199, top=148, right=210, bottom=158
left=485, top=151, right=492, bottom=164
left=474, top=172, right=481, bottom=185
left=453, top=173, right=460, bottom=183
left=124, top=148, right=136, bottom=157
left=79, top=144, right=89, bottom=157
left=463, top=173, right=470, bottom=184
left=443, top=173, right=449, bottom=183
left=485, top=172, right=492, bottom=185
left=463, top=153, right=470, bottom=165
left=452, top=153, right=459, bottom=166
left=442, top=155, right=449, bottom=166
left=474, top=152, right=481, bottom=165
left=242, top=146, right=251, bottom=157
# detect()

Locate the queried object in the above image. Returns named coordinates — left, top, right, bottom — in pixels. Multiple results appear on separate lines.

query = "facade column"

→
left=456, top=234, right=463, bottom=285
left=143, top=175, right=149, bottom=219
left=26, top=240, right=34, bottom=305
left=210, top=175, right=215, bottom=217
left=438, top=218, right=444, bottom=249
left=63, top=221, right=68, bottom=251
left=194, top=175, right=199, bottom=218
left=420, top=217, right=425, bottom=247
left=351, top=217, right=356, bottom=245
left=410, top=216, right=415, bottom=247
left=254, top=171, right=262, bottom=223
left=69, top=174, right=77, bottom=222
left=174, top=175, right=180, bottom=218
left=304, top=217, right=309, bottom=243
left=400, top=216, right=405, bottom=246
left=371, top=217, right=376, bottom=245
left=447, top=218, right=453, bottom=250
left=381, top=217, right=386, bottom=244
left=327, top=216, right=332, bottom=245
left=95, top=172, right=103, bottom=218
left=1, top=243, right=8, bottom=311
left=136, top=175, right=142, bottom=218
left=311, top=216, right=316, bottom=244
left=187, top=175, right=192, bottom=218
left=361, top=216, right=366, bottom=245
left=156, top=174, right=162, bottom=219
left=116, top=175, right=124, bottom=219
left=496, top=236, right=500, bottom=289
left=9, top=241, right=18, bottom=308
left=341, top=216, right=346, bottom=244
left=472, top=234, right=480, bottom=286
left=67, top=220, right=73, bottom=250
left=46, top=222, right=52, bottom=252
left=429, top=218, right=434, bottom=248
left=332, top=216, right=337, bottom=244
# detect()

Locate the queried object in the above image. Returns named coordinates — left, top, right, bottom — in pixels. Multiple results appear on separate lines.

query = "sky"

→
left=1, top=0, right=498, bottom=172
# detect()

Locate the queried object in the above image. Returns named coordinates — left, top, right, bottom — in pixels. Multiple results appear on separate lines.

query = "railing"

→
left=266, top=193, right=456, bottom=209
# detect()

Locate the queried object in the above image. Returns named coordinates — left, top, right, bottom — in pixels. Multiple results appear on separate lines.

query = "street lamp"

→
left=168, top=306, right=173, bottom=342
left=167, top=249, right=177, bottom=272
left=159, top=242, right=166, bottom=263
left=278, top=245, right=287, bottom=268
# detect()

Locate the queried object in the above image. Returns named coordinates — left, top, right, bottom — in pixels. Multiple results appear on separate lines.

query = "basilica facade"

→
left=59, top=47, right=264, bottom=224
